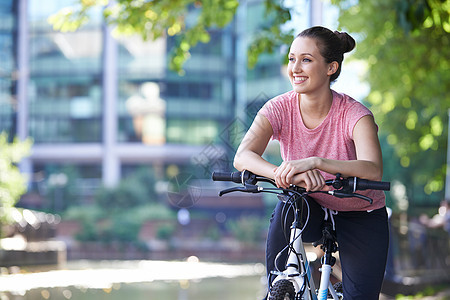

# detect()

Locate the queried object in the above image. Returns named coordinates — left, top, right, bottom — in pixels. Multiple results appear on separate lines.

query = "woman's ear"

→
left=327, top=61, right=339, bottom=76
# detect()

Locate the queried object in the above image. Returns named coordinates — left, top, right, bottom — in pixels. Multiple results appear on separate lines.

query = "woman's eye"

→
left=302, top=58, right=312, bottom=62
left=288, top=57, right=295, bottom=62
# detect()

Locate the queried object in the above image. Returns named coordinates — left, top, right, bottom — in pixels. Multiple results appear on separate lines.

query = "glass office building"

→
left=0, top=0, right=307, bottom=209
left=0, top=1, right=16, bottom=134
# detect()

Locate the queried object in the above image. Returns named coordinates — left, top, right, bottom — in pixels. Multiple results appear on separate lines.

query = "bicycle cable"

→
left=268, top=189, right=311, bottom=273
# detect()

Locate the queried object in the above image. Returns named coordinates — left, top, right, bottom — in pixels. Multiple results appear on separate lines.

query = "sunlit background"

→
left=0, top=0, right=449, bottom=299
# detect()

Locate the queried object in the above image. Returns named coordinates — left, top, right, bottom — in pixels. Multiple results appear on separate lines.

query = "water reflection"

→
left=0, top=259, right=266, bottom=300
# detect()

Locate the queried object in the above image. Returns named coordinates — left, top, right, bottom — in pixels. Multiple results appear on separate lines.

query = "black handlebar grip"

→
left=211, top=171, right=242, bottom=183
left=350, top=178, right=390, bottom=191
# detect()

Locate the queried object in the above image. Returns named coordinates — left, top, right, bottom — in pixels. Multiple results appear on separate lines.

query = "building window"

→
left=0, top=0, right=17, bottom=136
left=28, top=1, right=103, bottom=143
left=21, top=163, right=102, bottom=212
left=28, top=76, right=102, bottom=143
left=167, top=119, right=218, bottom=145
left=164, top=81, right=214, bottom=99
left=118, top=81, right=166, bottom=144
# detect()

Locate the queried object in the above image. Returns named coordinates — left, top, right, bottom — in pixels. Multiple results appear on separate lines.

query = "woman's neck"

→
left=297, top=88, right=333, bottom=129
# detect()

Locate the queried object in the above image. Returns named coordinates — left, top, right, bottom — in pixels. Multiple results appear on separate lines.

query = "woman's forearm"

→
left=314, top=157, right=383, bottom=181
left=234, top=151, right=277, bottom=179
left=233, top=113, right=275, bottom=179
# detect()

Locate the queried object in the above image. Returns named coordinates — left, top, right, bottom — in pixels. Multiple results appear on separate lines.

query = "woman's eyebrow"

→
left=289, top=52, right=315, bottom=57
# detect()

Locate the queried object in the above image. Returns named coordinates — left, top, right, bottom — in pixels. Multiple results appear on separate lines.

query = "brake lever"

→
left=327, top=191, right=373, bottom=204
left=352, top=193, right=373, bottom=204
left=219, top=187, right=245, bottom=196
left=218, top=184, right=262, bottom=196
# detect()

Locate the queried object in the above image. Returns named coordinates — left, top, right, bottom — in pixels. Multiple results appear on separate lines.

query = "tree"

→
left=332, top=0, right=450, bottom=203
left=0, top=132, right=32, bottom=236
left=48, top=0, right=293, bottom=73
left=49, top=0, right=450, bottom=203
left=49, top=0, right=239, bottom=73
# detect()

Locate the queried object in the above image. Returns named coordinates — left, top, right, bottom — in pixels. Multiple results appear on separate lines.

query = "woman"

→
left=234, top=26, right=389, bottom=299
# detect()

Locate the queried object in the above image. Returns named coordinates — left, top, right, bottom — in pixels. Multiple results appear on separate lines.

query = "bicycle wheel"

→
left=269, top=279, right=295, bottom=300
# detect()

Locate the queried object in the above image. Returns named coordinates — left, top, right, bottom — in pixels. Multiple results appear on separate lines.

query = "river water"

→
left=0, top=259, right=267, bottom=300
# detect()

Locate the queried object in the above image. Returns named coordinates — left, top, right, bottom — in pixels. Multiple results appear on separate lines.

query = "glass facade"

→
left=2, top=0, right=289, bottom=208
left=0, top=0, right=17, bottom=137
left=246, top=1, right=291, bottom=101
left=116, top=33, right=166, bottom=144
left=28, top=0, right=103, bottom=143
left=29, top=162, right=102, bottom=211
left=116, top=28, right=235, bottom=146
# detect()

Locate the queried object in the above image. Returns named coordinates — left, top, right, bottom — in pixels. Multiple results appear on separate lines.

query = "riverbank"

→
left=2, top=259, right=449, bottom=300
left=380, top=287, right=450, bottom=300
left=63, top=238, right=265, bottom=263
left=0, top=259, right=265, bottom=292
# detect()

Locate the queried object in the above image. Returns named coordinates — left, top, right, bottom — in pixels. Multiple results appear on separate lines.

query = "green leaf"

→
left=0, top=132, right=32, bottom=233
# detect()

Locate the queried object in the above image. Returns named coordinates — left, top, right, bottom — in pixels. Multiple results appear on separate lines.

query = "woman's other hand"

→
left=273, top=158, right=316, bottom=188
left=291, top=170, right=328, bottom=191
left=273, top=158, right=326, bottom=191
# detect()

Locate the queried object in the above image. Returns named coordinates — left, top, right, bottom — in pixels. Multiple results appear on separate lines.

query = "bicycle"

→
left=211, top=170, right=390, bottom=300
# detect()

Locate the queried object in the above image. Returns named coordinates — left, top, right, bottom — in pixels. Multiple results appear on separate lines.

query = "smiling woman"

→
left=233, top=26, right=388, bottom=300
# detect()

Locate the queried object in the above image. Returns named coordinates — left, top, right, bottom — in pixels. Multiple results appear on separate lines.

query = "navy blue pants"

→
left=266, top=198, right=389, bottom=300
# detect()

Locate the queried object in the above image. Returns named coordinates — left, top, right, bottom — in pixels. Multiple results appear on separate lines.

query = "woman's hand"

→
left=273, top=158, right=327, bottom=190
left=274, top=168, right=326, bottom=191
left=273, top=158, right=316, bottom=188
left=290, top=170, right=327, bottom=191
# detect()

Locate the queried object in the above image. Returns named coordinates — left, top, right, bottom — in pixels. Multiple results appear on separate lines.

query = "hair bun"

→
left=334, top=31, right=356, bottom=53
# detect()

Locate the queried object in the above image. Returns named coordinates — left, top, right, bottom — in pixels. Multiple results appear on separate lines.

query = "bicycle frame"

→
left=212, top=170, right=390, bottom=300
left=271, top=225, right=318, bottom=300
left=269, top=192, right=340, bottom=300
left=316, top=222, right=341, bottom=300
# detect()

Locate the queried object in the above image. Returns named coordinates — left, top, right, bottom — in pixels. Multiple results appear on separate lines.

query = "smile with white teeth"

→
left=293, top=76, right=307, bottom=83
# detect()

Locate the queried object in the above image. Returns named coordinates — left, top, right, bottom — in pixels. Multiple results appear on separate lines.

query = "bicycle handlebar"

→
left=212, top=170, right=390, bottom=191
left=212, top=170, right=390, bottom=204
left=335, top=177, right=390, bottom=192
left=212, top=171, right=245, bottom=183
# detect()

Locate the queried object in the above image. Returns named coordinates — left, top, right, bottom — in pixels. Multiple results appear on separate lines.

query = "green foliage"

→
left=64, top=166, right=175, bottom=243
left=48, top=0, right=239, bottom=74
left=156, top=222, right=176, bottom=240
left=0, top=132, right=32, bottom=233
left=45, top=166, right=80, bottom=213
left=394, top=0, right=450, bottom=34
left=395, top=284, right=450, bottom=299
left=108, top=214, right=142, bottom=243
left=48, top=0, right=291, bottom=71
left=205, top=225, right=221, bottom=241
left=226, top=215, right=265, bottom=246
left=95, top=177, right=148, bottom=212
left=64, top=204, right=103, bottom=241
left=333, top=0, right=450, bottom=201
left=48, top=0, right=450, bottom=203
left=94, top=167, right=158, bottom=212
left=64, top=203, right=104, bottom=221
left=247, top=0, right=294, bottom=68
left=122, top=203, right=176, bottom=221
left=65, top=203, right=176, bottom=243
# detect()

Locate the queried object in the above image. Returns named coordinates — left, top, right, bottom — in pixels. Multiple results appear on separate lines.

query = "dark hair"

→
left=297, top=26, right=355, bottom=82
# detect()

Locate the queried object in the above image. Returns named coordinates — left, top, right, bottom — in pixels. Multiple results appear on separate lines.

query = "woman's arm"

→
left=233, top=114, right=277, bottom=179
left=316, top=115, right=383, bottom=180
left=275, top=115, right=383, bottom=187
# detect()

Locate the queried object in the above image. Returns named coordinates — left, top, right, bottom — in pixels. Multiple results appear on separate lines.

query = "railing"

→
left=383, top=213, right=450, bottom=295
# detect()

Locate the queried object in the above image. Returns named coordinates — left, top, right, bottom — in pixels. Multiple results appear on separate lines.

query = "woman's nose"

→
left=292, top=61, right=302, bottom=73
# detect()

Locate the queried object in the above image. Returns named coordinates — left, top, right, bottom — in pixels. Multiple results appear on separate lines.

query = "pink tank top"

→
left=259, top=90, right=385, bottom=211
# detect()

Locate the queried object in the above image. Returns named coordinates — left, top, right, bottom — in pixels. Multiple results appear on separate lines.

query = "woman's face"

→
left=287, top=37, right=336, bottom=94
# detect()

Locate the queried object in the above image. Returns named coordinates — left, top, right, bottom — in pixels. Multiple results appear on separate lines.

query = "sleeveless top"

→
left=259, top=90, right=385, bottom=211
